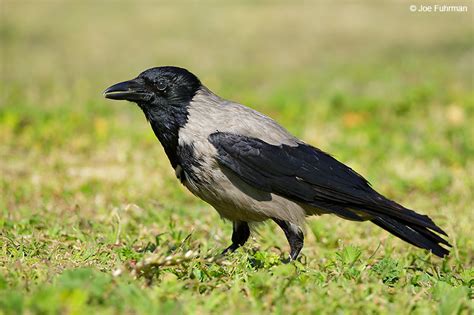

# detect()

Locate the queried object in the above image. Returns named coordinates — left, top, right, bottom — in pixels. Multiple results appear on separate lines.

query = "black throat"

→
left=136, top=67, right=202, bottom=170
left=142, top=102, right=190, bottom=169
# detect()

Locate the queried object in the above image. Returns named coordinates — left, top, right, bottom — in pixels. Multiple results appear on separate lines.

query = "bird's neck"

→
left=143, top=104, right=189, bottom=169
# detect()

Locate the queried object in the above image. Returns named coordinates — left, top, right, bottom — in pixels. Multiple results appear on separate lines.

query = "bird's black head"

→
left=104, top=66, right=202, bottom=168
left=103, top=66, right=201, bottom=110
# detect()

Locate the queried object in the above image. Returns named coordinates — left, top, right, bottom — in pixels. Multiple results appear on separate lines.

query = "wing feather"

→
left=208, top=132, right=447, bottom=236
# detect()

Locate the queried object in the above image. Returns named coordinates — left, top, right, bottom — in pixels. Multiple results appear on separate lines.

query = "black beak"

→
left=103, top=79, right=151, bottom=102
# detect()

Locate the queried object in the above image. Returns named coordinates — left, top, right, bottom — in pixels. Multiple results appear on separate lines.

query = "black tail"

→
left=371, top=214, right=451, bottom=257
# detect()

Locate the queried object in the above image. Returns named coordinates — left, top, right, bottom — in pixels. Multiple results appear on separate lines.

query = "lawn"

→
left=1, top=2, right=473, bottom=314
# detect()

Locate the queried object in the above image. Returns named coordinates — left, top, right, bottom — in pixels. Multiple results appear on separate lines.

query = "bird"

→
left=103, top=66, right=450, bottom=260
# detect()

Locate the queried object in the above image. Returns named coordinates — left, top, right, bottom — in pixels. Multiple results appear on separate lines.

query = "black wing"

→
left=208, top=132, right=450, bottom=257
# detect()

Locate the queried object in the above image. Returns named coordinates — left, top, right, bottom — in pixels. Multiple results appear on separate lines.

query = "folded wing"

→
left=208, top=132, right=450, bottom=257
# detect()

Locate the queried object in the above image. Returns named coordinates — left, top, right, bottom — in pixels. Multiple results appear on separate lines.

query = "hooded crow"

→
left=104, top=66, right=450, bottom=260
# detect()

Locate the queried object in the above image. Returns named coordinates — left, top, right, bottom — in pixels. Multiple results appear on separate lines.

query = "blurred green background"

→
left=1, top=1, right=473, bottom=314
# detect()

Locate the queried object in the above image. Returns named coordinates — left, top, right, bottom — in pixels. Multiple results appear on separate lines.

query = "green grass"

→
left=1, top=2, right=473, bottom=314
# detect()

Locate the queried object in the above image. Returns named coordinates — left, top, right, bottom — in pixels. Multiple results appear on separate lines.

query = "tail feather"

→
left=371, top=215, right=450, bottom=257
left=364, top=195, right=448, bottom=236
left=410, top=223, right=451, bottom=247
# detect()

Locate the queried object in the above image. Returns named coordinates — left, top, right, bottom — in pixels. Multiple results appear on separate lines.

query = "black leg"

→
left=222, top=221, right=250, bottom=254
left=273, top=218, right=304, bottom=260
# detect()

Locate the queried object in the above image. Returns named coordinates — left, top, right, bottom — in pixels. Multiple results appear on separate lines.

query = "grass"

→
left=1, top=1, right=473, bottom=314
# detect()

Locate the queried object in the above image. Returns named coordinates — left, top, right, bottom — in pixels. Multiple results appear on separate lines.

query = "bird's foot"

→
left=273, top=218, right=304, bottom=262
left=221, top=243, right=240, bottom=255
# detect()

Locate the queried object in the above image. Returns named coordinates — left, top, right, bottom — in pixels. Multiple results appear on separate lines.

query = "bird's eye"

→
left=156, top=79, right=167, bottom=91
